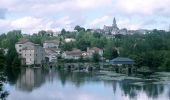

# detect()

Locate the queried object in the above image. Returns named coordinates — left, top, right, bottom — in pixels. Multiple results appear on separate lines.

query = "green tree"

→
left=92, top=52, right=100, bottom=62
left=74, top=25, right=85, bottom=32
left=38, top=30, right=47, bottom=37
left=61, top=29, right=66, bottom=35
left=0, top=50, right=5, bottom=69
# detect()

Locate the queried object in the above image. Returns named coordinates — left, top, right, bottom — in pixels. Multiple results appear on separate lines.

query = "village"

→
left=14, top=37, right=136, bottom=74
left=9, top=18, right=157, bottom=75
left=0, top=17, right=163, bottom=75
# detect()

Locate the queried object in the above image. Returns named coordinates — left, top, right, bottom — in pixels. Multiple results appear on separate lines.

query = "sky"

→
left=0, top=0, right=170, bottom=34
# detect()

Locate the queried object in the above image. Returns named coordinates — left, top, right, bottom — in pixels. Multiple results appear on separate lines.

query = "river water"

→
left=4, top=68, right=170, bottom=100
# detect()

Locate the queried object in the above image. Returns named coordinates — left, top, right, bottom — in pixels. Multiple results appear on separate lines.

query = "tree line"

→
left=0, top=27, right=170, bottom=71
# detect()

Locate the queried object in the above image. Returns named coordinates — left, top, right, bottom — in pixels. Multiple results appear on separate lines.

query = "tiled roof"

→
left=16, top=39, right=30, bottom=44
left=65, top=50, right=87, bottom=56
left=88, top=47, right=102, bottom=52
left=110, top=57, right=135, bottom=64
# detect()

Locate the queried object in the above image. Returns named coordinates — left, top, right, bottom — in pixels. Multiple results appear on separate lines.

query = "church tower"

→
left=112, top=17, right=117, bottom=28
left=111, top=17, right=119, bottom=35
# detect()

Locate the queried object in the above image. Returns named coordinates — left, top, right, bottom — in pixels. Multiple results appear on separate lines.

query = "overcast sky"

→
left=0, top=0, right=170, bottom=34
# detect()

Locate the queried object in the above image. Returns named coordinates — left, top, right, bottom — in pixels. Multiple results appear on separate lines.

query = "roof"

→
left=16, top=39, right=30, bottom=44
left=65, top=50, right=87, bottom=56
left=88, top=47, right=102, bottom=52
left=22, top=44, right=42, bottom=50
left=45, top=48, right=61, bottom=54
left=110, top=57, right=135, bottom=64
left=22, top=47, right=34, bottom=50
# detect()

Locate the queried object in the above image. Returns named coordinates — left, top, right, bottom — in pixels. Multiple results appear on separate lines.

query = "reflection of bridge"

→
left=16, top=68, right=46, bottom=92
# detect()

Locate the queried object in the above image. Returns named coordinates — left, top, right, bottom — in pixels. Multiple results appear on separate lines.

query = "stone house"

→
left=44, top=48, right=61, bottom=62
left=15, top=39, right=45, bottom=65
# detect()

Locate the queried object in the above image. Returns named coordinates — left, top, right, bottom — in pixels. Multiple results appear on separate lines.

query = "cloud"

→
left=0, top=0, right=170, bottom=33
left=9, top=16, right=75, bottom=33
left=0, top=19, right=11, bottom=32
left=114, top=0, right=170, bottom=16
left=90, top=16, right=111, bottom=28
left=0, top=8, right=7, bottom=19
left=1, top=0, right=112, bottom=17
left=11, top=16, right=42, bottom=29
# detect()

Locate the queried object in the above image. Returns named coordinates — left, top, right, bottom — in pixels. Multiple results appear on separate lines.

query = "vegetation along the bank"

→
left=0, top=26, right=170, bottom=71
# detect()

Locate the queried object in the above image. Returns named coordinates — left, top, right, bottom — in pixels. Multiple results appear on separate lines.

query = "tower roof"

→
left=112, top=17, right=117, bottom=27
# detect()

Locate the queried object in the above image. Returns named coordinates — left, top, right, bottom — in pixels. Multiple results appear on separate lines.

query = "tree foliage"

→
left=92, top=52, right=100, bottom=62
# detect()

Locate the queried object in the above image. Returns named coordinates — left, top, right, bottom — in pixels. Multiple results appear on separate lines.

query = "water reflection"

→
left=16, top=68, right=46, bottom=92
left=5, top=68, right=170, bottom=100
left=113, top=80, right=164, bottom=99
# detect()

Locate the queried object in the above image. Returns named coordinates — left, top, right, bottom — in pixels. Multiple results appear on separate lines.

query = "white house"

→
left=15, top=39, right=45, bottom=65
left=21, top=44, right=45, bottom=65
left=15, top=39, right=31, bottom=56
left=43, top=40, right=59, bottom=49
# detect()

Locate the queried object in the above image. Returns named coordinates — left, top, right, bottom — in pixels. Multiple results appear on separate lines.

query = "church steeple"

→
left=112, top=17, right=117, bottom=27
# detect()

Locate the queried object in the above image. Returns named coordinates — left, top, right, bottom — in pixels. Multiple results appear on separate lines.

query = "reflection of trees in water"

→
left=167, top=86, right=170, bottom=99
left=57, top=71, right=166, bottom=99
left=5, top=67, right=21, bottom=85
left=143, top=84, right=164, bottom=99
left=118, top=80, right=164, bottom=99
left=57, top=71, right=96, bottom=87
left=0, top=72, right=8, bottom=100
left=118, top=80, right=142, bottom=99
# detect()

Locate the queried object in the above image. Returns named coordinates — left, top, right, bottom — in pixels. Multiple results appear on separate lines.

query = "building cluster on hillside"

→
left=15, top=38, right=103, bottom=66
left=92, top=17, right=151, bottom=36
left=62, top=47, right=103, bottom=60
left=43, top=40, right=61, bottom=63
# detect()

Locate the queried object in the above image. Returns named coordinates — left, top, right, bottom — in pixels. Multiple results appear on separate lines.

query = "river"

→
left=4, top=68, right=170, bottom=100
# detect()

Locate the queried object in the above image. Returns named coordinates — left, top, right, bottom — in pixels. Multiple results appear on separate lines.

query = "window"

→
left=30, top=54, right=31, bottom=56
left=25, top=54, right=26, bottom=56
left=19, top=45, right=22, bottom=47
left=30, top=59, right=31, bottom=61
left=19, top=49, right=21, bottom=52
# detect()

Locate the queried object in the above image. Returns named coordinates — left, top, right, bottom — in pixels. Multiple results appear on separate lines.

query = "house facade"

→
left=21, top=44, right=45, bottom=65
left=15, top=39, right=45, bottom=65
left=45, top=48, right=61, bottom=62
left=15, top=39, right=31, bottom=55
